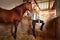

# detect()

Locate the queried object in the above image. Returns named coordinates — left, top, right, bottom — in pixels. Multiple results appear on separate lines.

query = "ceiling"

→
left=0, top=0, right=55, bottom=10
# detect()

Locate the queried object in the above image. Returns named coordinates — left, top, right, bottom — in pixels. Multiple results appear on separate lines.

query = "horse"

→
left=0, top=2, right=32, bottom=40
left=43, top=16, right=60, bottom=39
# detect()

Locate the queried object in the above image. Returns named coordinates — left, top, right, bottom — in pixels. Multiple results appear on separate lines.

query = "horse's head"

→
left=25, top=2, right=32, bottom=11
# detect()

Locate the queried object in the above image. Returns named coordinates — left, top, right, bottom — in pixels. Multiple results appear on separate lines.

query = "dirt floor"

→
left=0, top=17, right=56, bottom=40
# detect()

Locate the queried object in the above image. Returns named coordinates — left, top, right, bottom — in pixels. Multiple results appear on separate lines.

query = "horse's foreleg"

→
left=11, top=23, right=17, bottom=40
left=13, top=21, right=18, bottom=40
left=14, top=25, right=17, bottom=40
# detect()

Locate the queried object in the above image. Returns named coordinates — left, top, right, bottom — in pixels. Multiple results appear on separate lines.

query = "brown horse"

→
left=0, top=2, right=32, bottom=40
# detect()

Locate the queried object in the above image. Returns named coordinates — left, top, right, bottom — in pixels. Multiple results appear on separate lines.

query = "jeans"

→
left=32, top=20, right=44, bottom=38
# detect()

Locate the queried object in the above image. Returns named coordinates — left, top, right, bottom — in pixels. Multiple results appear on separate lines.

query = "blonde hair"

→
left=33, top=5, right=39, bottom=12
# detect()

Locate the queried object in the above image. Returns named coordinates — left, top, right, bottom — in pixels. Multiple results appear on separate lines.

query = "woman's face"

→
left=33, top=5, right=39, bottom=12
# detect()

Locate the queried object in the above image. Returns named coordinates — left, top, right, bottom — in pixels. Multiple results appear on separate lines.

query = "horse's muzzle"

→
left=29, top=9, right=33, bottom=13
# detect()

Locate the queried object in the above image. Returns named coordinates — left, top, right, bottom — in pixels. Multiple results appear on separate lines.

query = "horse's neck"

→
left=15, top=5, right=27, bottom=16
left=21, top=6, right=27, bottom=14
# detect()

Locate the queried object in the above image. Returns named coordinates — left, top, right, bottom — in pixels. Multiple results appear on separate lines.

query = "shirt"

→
left=27, top=10, right=39, bottom=20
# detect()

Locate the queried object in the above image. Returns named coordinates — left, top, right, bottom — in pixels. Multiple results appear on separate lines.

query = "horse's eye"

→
left=29, top=2, right=31, bottom=3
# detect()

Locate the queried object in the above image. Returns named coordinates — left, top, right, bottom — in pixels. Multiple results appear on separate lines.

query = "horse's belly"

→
left=0, top=13, right=13, bottom=23
left=0, top=17, right=13, bottom=23
left=0, top=10, right=21, bottom=23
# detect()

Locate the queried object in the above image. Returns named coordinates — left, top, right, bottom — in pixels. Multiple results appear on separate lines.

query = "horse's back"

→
left=0, top=8, right=18, bottom=23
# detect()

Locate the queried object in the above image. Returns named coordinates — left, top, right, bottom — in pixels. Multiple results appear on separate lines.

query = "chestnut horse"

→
left=0, top=2, right=32, bottom=40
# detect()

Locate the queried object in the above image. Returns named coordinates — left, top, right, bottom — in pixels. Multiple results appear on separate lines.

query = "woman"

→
left=27, top=6, right=44, bottom=38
